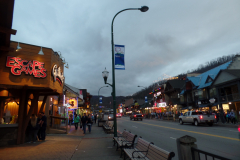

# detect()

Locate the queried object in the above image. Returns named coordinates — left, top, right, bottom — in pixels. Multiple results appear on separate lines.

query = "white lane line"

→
left=132, top=126, right=138, bottom=128
left=170, top=137, right=176, bottom=140
left=229, top=130, right=239, bottom=132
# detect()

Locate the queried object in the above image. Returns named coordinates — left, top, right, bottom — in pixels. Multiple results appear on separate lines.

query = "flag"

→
left=114, top=44, right=125, bottom=70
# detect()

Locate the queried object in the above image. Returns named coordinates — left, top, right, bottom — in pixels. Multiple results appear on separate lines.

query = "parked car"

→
left=179, top=111, right=216, bottom=126
left=130, top=112, right=143, bottom=121
left=116, top=113, right=121, bottom=118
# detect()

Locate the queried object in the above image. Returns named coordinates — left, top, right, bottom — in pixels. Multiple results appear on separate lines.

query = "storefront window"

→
left=209, top=88, right=217, bottom=98
left=180, top=95, right=185, bottom=103
left=2, top=102, right=19, bottom=124
left=198, top=89, right=208, bottom=99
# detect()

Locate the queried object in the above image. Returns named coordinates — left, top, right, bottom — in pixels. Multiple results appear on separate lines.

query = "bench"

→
left=102, top=121, right=113, bottom=134
left=124, top=137, right=175, bottom=160
left=115, top=131, right=137, bottom=157
left=123, top=137, right=153, bottom=160
left=113, top=129, right=127, bottom=146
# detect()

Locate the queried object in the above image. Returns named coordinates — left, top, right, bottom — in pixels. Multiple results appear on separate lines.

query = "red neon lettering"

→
left=6, top=56, right=15, bottom=67
left=6, top=56, right=47, bottom=78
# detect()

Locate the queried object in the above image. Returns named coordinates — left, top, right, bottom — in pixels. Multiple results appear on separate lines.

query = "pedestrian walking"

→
left=81, top=113, right=88, bottom=134
left=87, top=114, right=93, bottom=133
left=39, top=112, right=47, bottom=141
left=74, top=114, right=80, bottom=130
left=94, top=114, right=97, bottom=124
left=230, top=109, right=236, bottom=124
left=27, top=114, right=41, bottom=143
left=226, top=110, right=231, bottom=123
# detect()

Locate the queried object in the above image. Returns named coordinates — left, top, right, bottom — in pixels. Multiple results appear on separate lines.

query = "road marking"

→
left=136, top=122, right=240, bottom=141
left=229, top=130, right=239, bottom=132
left=132, top=126, right=138, bottom=128
left=170, top=137, right=176, bottom=140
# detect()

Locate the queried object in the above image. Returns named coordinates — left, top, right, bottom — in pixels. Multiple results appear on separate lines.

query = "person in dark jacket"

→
left=39, top=112, right=47, bottom=141
left=81, top=113, right=88, bottom=134
left=87, top=114, right=93, bottom=133
left=28, top=114, right=41, bottom=143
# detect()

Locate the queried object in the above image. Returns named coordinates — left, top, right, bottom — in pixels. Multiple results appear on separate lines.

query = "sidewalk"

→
left=148, top=117, right=239, bottom=128
left=0, top=124, right=122, bottom=160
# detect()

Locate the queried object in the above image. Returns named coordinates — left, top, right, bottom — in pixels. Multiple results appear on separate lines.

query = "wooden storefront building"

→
left=0, top=41, right=65, bottom=145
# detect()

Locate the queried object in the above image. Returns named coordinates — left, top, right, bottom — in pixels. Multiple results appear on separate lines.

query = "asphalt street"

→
left=116, top=116, right=240, bottom=160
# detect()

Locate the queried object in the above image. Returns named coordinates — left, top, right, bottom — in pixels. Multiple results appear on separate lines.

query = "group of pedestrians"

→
left=27, top=112, right=47, bottom=143
left=225, top=109, right=237, bottom=124
left=70, top=113, right=98, bottom=134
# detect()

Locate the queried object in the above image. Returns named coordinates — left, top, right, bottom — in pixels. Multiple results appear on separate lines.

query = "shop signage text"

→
left=157, top=102, right=166, bottom=107
left=52, top=64, right=64, bottom=86
left=6, top=56, right=47, bottom=78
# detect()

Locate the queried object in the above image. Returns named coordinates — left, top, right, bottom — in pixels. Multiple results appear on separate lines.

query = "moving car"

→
left=179, top=111, right=216, bottom=126
left=130, top=112, right=143, bottom=121
left=116, top=113, right=121, bottom=118
left=108, top=114, right=113, bottom=121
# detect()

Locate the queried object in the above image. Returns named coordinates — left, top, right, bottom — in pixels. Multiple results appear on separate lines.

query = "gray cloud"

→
left=11, top=0, right=240, bottom=96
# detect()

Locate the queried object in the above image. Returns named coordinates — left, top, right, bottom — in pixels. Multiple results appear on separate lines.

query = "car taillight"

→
left=134, top=115, right=136, bottom=117
left=214, top=115, right=216, bottom=119
left=200, top=115, right=203, bottom=119
left=238, top=126, right=240, bottom=132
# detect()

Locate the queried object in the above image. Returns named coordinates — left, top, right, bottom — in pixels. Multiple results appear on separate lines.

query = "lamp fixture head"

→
left=139, top=6, right=149, bottom=12
left=102, top=67, right=109, bottom=78
left=102, top=67, right=109, bottom=84
left=16, top=42, right=22, bottom=51
left=38, top=47, right=44, bottom=55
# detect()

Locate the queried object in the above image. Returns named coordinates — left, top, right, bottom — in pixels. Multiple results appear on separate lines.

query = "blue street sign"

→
left=99, top=97, right=102, bottom=104
left=145, top=96, right=147, bottom=103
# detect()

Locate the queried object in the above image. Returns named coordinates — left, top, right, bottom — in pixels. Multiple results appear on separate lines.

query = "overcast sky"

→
left=11, top=0, right=240, bottom=96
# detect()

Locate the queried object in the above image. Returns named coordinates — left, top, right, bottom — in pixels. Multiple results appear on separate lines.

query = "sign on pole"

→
left=114, top=44, right=125, bottom=70
left=99, top=97, right=102, bottom=104
left=145, top=96, right=148, bottom=103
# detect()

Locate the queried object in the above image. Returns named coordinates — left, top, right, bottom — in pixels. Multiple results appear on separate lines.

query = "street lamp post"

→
left=98, top=85, right=109, bottom=108
left=103, top=6, right=149, bottom=137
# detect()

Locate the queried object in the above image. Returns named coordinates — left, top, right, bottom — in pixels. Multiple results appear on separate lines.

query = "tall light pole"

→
left=103, top=6, right=149, bottom=137
left=98, top=86, right=109, bottom=108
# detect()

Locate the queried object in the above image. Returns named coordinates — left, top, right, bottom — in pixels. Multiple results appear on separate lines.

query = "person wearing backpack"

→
left=74, top=114, right=80, bottom=130
left=87, top=114, right=93, bottom=133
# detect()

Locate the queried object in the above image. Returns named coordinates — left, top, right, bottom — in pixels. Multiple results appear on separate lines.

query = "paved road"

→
left=116, top=116, right=240, bottom=160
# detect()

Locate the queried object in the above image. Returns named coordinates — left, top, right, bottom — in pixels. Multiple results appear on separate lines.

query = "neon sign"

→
left=6, top=56, right=47, bottom=78
left=52, top=64, right=64, bottom=86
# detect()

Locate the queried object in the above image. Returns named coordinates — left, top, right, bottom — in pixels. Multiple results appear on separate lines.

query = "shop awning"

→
left=198, top=104, right=209, bottom=108
left=199, top=103, right=218, bottom=108
left=180, top=106, right=188, bottom=110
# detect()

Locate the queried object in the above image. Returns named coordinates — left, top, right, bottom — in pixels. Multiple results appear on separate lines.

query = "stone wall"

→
left=0, top=126, right=18, bottom=146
